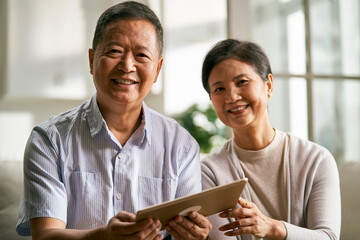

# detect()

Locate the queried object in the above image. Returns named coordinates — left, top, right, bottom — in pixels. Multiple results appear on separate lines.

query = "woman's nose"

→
left=117, top=52, right=136, bottom=72
left=226, top=88, right=242, bottom=103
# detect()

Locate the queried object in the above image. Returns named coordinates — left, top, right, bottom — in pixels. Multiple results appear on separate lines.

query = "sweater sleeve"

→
left=285, top=149, right=341, bottom=240
left=201, top=158, right=240, bottom=240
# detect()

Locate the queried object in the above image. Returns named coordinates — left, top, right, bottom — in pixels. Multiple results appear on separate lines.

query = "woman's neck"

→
left=233, top=122, right=275, bottom=150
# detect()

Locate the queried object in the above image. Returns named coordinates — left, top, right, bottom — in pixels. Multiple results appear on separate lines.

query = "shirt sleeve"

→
left=16, top=125, right=67, bottom=236
left=285, top=150, right=341, bottom=240
left=175, top=134, right=202, bottom=198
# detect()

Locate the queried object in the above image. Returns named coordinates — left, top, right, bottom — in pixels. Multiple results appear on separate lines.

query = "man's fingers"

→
left=188, top=211, right=210, bottom=229
left=115, top=211, right=136, bottom=222
left=173, top=216, right=197, bottom=235
left=165, top=224, right=184, bottom=240
left=109, top=211, right=155, bottom=236
left=143, top=219, right=162, bottom=240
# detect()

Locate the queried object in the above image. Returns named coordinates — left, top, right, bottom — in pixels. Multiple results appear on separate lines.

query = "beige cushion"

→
left=339, top=161, right=360, bottom=240
left=0, top=161, right=31, bottom=239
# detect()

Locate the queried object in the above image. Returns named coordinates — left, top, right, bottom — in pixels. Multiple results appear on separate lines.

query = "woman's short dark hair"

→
left=202, top=39, right=272, bottom=94
left=92, top=1, right=163, bottom=55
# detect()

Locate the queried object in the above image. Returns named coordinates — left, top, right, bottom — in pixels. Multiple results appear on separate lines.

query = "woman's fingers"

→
left=238, top=197, right=254, bottom=208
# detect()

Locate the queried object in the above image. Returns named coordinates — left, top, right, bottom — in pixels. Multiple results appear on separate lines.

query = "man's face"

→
left=89, top=19, right=163, bottom=110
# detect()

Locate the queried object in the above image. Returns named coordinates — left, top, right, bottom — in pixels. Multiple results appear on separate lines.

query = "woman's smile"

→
left=227, top=104, right=249, bottom=113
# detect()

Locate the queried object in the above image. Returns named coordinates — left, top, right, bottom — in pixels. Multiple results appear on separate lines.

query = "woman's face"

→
left=208, top=58, right=273, bottom=131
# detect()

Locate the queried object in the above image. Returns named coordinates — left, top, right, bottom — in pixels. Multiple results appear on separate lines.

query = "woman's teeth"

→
left=229, top=105, right=247, bottom=112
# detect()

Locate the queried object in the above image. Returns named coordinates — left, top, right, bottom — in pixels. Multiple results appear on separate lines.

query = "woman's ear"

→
left=266, top=73, right=274, bottom=98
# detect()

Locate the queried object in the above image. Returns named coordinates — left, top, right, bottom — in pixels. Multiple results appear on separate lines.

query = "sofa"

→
left=0, top=160, right=31, bottom=239
left=1, top=160, right=359, bottom=239
left=339, top=161, right=360, bottom=239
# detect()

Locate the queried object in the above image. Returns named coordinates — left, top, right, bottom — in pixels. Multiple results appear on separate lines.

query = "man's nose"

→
left=117, top=52, right=136, bottom=72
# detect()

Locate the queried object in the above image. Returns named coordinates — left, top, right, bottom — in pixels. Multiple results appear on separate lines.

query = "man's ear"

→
left=153, top=57, right=164, bottom=83
left=88, top=48, right=94, bottom=75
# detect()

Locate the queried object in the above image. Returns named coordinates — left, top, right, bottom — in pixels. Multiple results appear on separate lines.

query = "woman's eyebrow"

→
left=232, top=74, right=249, bottom=81
left=210, top=74, right=250, bottom=88
left=210, top=80, right=223, bottom=88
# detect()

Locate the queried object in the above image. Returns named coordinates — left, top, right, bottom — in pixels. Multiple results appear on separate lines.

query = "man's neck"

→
left=98, top=100, right=143, bottom=146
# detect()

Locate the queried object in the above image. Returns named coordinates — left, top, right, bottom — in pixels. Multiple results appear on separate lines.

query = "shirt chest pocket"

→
left=68, top=171, right=106, bottom=228
left=138, top=176, right=176, bottom=210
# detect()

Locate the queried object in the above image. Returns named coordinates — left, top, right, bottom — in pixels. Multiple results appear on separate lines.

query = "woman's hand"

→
left=165, top=211, right=212, bottom=240
left=218, top=198, right=286, bottom=240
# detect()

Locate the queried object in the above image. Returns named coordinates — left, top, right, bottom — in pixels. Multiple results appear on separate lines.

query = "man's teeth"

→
left=229, top=106, right=247, bottom=112
left=113, top=79, right=135, bottom=84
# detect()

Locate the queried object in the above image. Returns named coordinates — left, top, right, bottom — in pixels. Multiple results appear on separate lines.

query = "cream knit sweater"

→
left=201, top=129, right=341, bottom=240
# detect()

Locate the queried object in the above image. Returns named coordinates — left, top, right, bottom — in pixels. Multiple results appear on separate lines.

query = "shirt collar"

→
left=86, top=95, right=105, bottom=137
left=85, top=95, right=152, bottom=146
left=142, top=102, right=152, bottom=146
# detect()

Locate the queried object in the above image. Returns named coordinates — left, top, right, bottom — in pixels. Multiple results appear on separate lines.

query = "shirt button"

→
left=116, top=193, right=122, bottom=200
left=118, top=153, right=124, bottom=159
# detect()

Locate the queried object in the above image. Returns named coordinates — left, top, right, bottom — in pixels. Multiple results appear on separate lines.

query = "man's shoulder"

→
left=145, top=106, right=178, bottom=124
left=38, top=99, right=90, bottom=134
left=144, top=106, right=199, bottom=149
left=145, top=106, right=190, bottom=133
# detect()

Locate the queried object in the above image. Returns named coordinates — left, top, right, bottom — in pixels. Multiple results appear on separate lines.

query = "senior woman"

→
left=201, top=39, right=341, bottom=240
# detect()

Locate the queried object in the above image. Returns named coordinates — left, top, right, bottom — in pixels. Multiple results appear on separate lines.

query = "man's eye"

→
left=106, top=49, right=122, bottom=57
left=137, top=53, right=147, bottom=57
left=136, top=53, right=151, bottom=63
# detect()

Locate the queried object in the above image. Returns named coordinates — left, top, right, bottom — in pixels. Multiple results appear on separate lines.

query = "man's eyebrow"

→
left=102, top=42, right=154, bottom=53
left=134, top=45, right=153, bottom=53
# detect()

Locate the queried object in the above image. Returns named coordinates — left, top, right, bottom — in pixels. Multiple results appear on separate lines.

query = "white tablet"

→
left=135, top=178, right=247, bottom=229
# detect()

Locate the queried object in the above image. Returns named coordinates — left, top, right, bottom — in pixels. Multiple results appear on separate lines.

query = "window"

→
left=0, top=0, right=228, bottom=160
left=229, top=0, right=360, bottom=164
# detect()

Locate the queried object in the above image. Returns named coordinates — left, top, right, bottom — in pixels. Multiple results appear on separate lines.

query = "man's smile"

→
left=111, top=78, right=138, bottom=85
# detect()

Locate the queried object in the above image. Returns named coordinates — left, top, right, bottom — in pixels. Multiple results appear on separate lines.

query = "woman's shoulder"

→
left=201, top=139, right=243, bottom=188
left=201, top=139, right=232, bottom=165
left=280, top=130, right=337, bottom=167
left=282, top=130, right=331, bottom=155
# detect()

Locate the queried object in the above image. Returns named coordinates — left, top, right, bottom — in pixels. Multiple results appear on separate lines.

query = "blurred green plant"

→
left=173, top=104, right=228, bottom=153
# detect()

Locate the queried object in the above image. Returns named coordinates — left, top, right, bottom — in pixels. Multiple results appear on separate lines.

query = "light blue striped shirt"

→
left=16, top=95, right=201, bottom=236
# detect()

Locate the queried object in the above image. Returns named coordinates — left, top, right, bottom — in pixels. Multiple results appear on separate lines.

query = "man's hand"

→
left=106, top=211, right=163, bottom=240
left=165, top=211, right=212, bottom=240
left=30, top=211, right=162, bottom=240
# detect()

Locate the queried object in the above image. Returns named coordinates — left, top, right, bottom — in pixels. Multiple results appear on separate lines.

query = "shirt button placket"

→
left=116, top=193, right=121, bottom=200
left=114, top=152, right=124, bottom=213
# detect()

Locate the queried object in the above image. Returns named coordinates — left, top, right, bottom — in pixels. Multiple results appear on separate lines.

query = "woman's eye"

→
left=214, top=87, right=224, bottom=92
left=237, top=80, right=247, bottom=85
